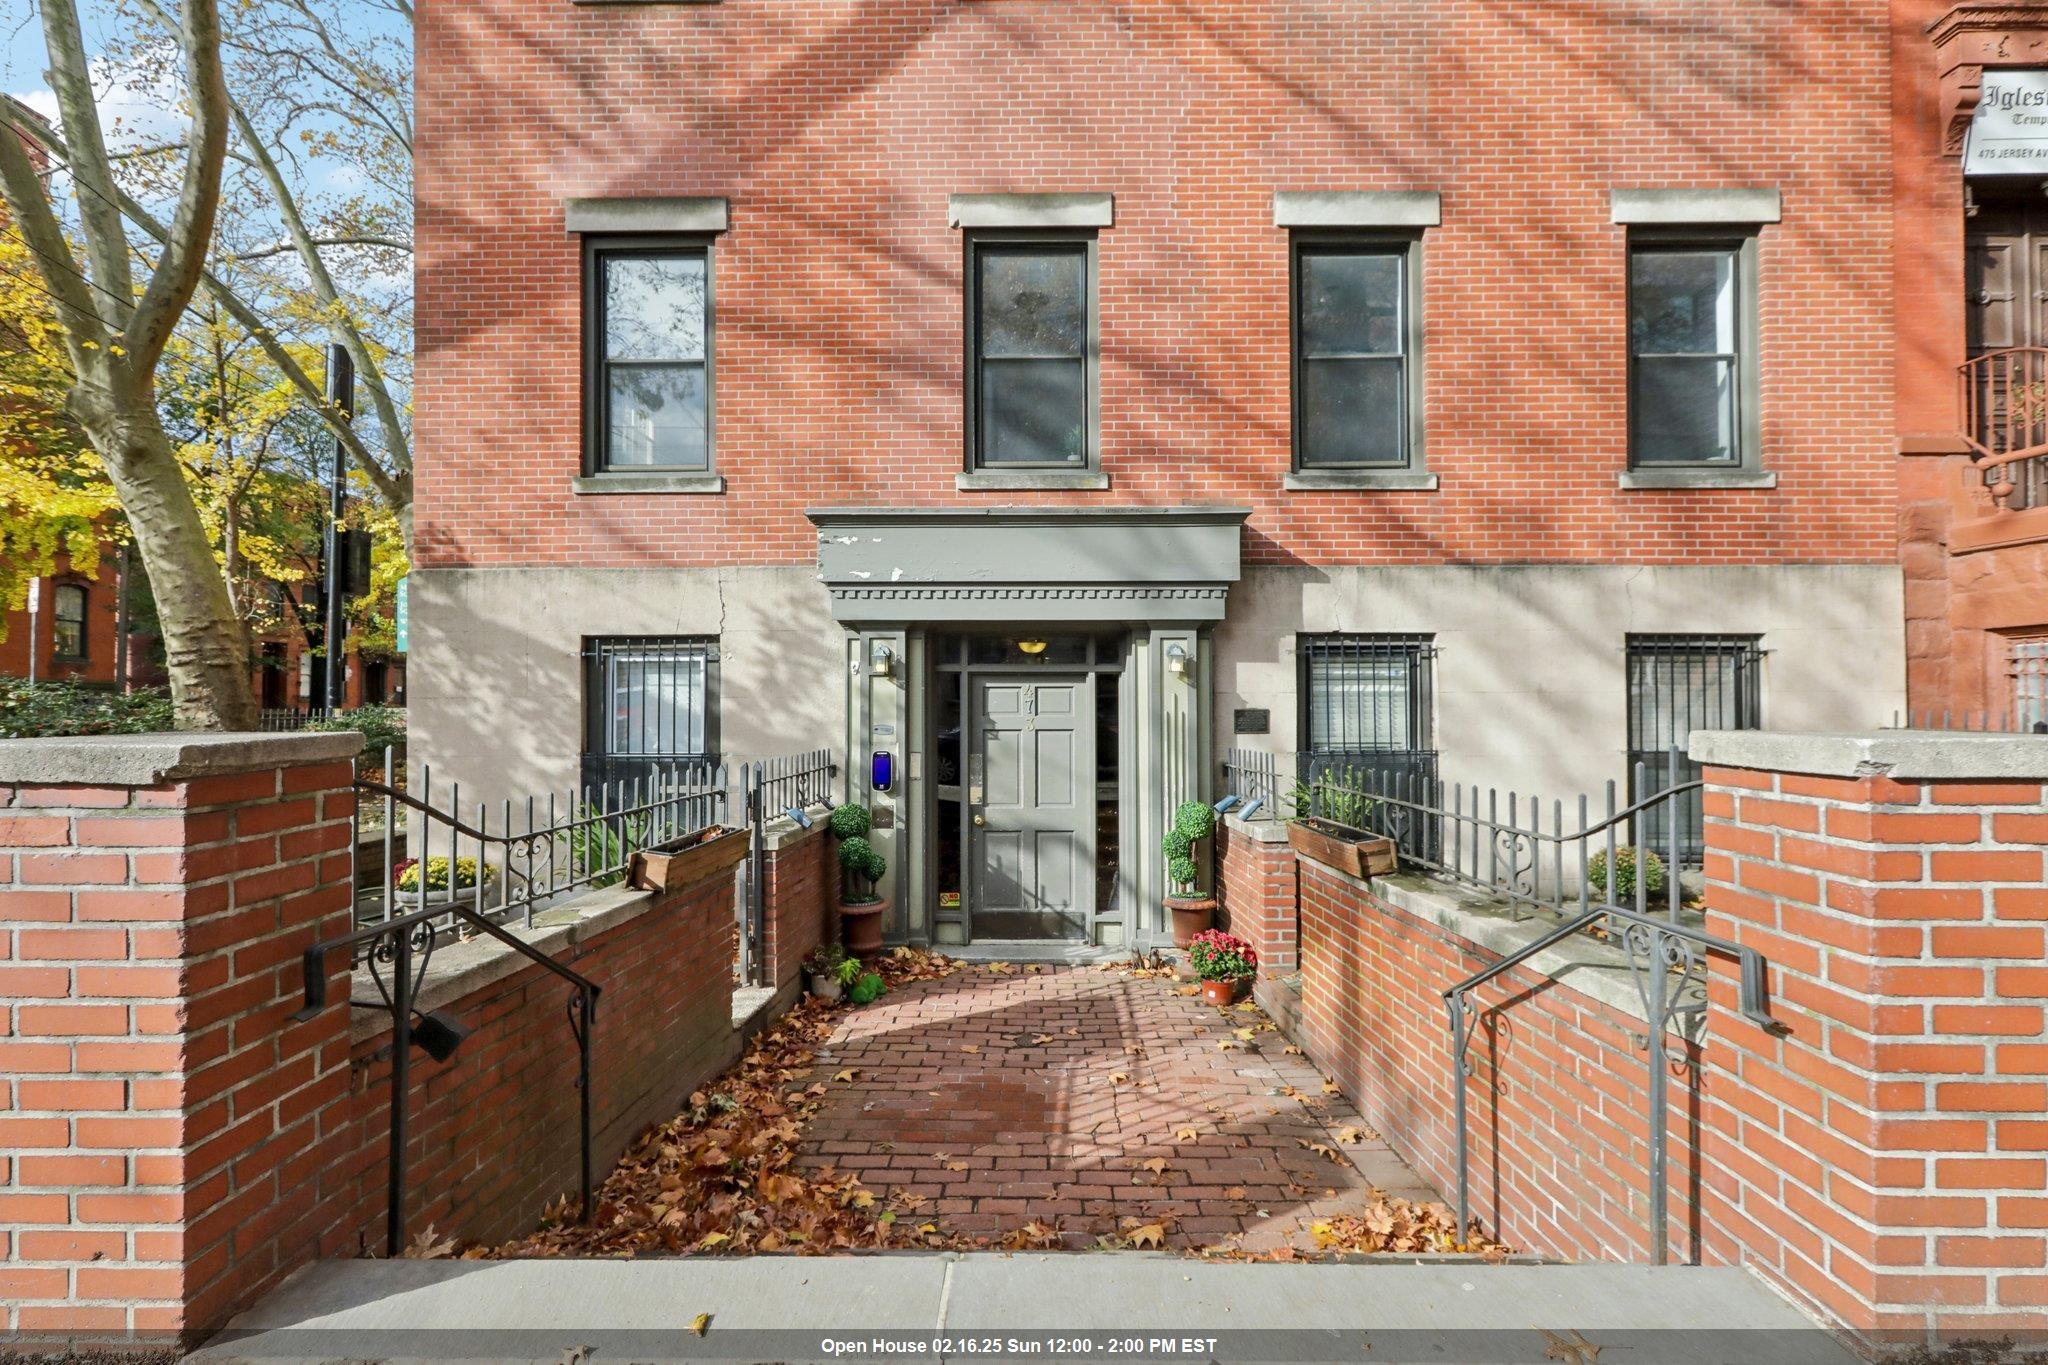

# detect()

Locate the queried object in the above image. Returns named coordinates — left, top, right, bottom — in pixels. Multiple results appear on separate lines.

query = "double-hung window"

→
left=1626, top=635, right=1762, bottom=864
left=52, top=584, right=87, bottom=660
left=586, top=240, right=712, bottom=473
left=1293, top=240, right=1420, bottom=471
left=967, top=238, right=1094, bottom=469
left=582, top=637, right=719, bottom=793
left=1627, top=238, right=1759, bottom=472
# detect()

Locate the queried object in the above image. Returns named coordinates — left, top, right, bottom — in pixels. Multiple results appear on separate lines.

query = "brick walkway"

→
left=798, top=963, right=1441, bottom=1252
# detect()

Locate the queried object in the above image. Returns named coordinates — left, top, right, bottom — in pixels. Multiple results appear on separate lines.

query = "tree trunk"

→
left=77, top=401, right=256, bottom=730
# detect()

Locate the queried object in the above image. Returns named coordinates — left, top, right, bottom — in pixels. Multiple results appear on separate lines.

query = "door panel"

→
left=971, top=676, right=1094, bottom=941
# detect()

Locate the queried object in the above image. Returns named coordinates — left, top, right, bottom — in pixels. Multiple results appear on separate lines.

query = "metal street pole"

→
left=24, top=578, right=38, bottom=685
left=322, top=344, right=356, bottom=711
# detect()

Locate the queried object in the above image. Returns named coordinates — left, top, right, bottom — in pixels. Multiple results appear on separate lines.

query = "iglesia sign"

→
left=1967, top=69, right=2048, bottom=174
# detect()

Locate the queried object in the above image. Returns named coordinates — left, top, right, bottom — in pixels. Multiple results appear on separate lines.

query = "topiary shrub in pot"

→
left=1162, top=799, right=1218, bottom=948
left=830, top=802, right=889, bottom=959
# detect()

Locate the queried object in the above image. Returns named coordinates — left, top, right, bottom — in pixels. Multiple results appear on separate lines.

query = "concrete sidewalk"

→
left=187, top=1254, right=1857, bottom=1364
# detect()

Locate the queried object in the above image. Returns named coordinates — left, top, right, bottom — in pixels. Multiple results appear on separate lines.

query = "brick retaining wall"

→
left=1216, top=817, right=1298, bottom=974
left=1296, top=863, right=1691, bottom=1263
left=0, top=734, right=824, bottom=1348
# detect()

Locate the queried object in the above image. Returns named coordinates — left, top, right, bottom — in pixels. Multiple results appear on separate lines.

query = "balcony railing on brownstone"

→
left=1958, top=345, right=2048, bottom=512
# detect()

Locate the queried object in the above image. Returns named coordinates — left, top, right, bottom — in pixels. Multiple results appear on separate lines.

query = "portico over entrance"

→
left=808, top=506, right=1250, bottom=950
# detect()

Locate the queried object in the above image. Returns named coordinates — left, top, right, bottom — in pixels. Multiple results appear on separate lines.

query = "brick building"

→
left=0, top=552, right=127, bottom=690
left=1902, top=2, right=2048, bottom=728
left=411, top=0, right=1911, bottom=951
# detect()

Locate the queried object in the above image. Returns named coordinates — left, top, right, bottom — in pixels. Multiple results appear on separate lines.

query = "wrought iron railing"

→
left=1443, top=901, right=1782, bottom=1264
left=260, top=705, right=335, bottom=731
left=293, top=890, right=601, bottom=1257
left=733, top=750, right=840, bottom=989
left=1959, top=346, right=2048, bottom=511
left=354, top=748, right=730, bottom=930
left=1222, top=747, right=1711, bottom=920
left=1219, top=747, right=1282, bottom=820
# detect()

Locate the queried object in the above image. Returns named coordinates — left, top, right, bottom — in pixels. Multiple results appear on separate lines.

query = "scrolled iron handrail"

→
left=294, top=894, right=603, bottom=1257
left=1440, top=900, right=1784, bottom=1265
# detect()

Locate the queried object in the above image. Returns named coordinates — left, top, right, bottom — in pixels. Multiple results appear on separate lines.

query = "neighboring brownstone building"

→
left=1902, top=2, right=2048, bottom=728
left=0, top=552, right=125, bottom=690
left=412, top=0, right=1911, bottom=950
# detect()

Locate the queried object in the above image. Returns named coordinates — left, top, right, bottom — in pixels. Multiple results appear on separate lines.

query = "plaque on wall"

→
left=1234, top=708, right=1271, bottom=734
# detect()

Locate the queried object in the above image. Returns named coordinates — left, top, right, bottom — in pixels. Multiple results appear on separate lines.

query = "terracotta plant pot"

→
left=1287, top=818, right=1397, bottom=879
left=628, top=826, right=747, bottom=892
left=841, top=898, right=889, bottom=957
left=1201, top=976, right=1247, bottom=1007
left=1167, top=894, right=1217, bottom=948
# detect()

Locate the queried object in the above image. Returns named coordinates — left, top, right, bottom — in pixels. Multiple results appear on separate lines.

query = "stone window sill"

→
left=1617, top=469, right=1777, bottom=491
left=572, top=472, right=725, bottom=495
left=956, top=471, right=1110, bottom=492
left=1284, top=470, right=1439, bottom=492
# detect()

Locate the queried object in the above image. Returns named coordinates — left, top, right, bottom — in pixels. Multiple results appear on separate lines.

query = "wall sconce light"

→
left=871, top=642, right=895, bottom=678
left=1165, top=641, right=1191, bottom=679
left=411, top=1008, right=472, bottom=1063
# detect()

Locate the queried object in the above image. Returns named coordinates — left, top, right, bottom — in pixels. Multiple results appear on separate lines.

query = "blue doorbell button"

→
left=871, top=751, right=894, bottom=792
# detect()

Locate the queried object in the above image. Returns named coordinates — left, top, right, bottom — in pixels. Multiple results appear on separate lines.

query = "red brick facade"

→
left=1216, top=818, right=1298, bottom=975
left=1897, top=1, right=2048, bottom=720
left=1698, top=752, right=2048, bottom=1340
left=0, top=742, right=359, bottom=1339
left=761, top=821, right=832, bottom=996
left=415, top=0, right=1896, bottom=572
left=0, top=554, right=124, bottom=690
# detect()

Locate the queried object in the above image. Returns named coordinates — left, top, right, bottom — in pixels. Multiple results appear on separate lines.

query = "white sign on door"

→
left=1967, top=70, right=2048, bottom=175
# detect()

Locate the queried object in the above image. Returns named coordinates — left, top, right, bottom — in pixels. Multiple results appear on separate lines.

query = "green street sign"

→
left=394, top=577, right=408, bottom=653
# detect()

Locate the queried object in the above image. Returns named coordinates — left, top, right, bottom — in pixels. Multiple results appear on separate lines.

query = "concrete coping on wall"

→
left=349, top=884, right=665, bottom=1045
left=1222, top=813, right=1290, bottom=843
left=1690, top=729, right=2048, bottom=781
left=1311, top=863, right=1687, bottom=1032
left=0, top=730, right=363, bottom=787
left=760, top=805, right=831, bottom=853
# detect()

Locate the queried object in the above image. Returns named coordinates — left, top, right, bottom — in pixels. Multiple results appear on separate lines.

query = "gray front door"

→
left=970, top=675, right=1095, bottom=941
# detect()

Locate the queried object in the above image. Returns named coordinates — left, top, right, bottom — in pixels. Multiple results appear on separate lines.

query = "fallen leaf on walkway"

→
left=403, top=1226, right=457, bottom=1259
left=1125, top=1223, right=1167, bottom=1249
left=1336, top=1127, right=1365, bottom=1145
left=1026, top=965, right=1045, bottom=974
left=892, top=1191, right=929, bottom=1212
left=1224, top=1186, right=1247, bottom=1200
left=946, top=1161, right=969, bottom=1172
left=1322, top=1081, right=1341, bottom=1095
left=561, top=1348, right=589, bottom=1365
left=691, top=1314, right=711, bottom=1337
left=1234, top=1028, right=1256, bottom=1041
left=1236, top=1002, right=1260, bottom=1013
left=696, top=1232, right=730, bottom=1250
left=1284, top=1045, right=1304, bottom=1056
left=1125, top=1044, right=1144, bottom=1055
left=1033, top=1033, right=1057, bottom=1044
left=833, top=1069, right=858, bottom=1083
left=1218, top=1040, right=1245, bottom=1052
left=1110, top=1071, right=1131, bottom=1085
left=1175, top=1127, right=1200, bottom=1143
left=986, top=962, right=1016, bottom=974
left=1299, top=1139, right=1344, bottom=1162
left=1177, top=985, right=1201, bottom=996
left=961, top=1044, right=981, bottom=1054
left=1142, top=1157, right=1169, bottom=1174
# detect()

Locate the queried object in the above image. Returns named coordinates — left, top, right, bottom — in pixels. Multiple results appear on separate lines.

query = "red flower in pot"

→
left=1187, top=928, right=1257, bottom=1006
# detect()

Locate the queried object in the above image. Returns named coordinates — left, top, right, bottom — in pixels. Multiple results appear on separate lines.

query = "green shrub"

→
left=828, top=803, right=873, bottom=839
left=1586, top=846, right=1668, bottom=902
left=395, top=855, right=489, bottom=893
left=0, top=680, right=174, bottom=738
left=305, top=704, right=406, bottom=758
left=1160, top=799, right=1216, bottom=896
left=849, top=971, right=886, bottom=1006
left=833, top=808, right=887, bottom=903
left=1289, top=773, right=1377, bottom=829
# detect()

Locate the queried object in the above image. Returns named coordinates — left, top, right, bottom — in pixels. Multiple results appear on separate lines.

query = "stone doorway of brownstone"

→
left=797, top=961, right=1444, bottom=1253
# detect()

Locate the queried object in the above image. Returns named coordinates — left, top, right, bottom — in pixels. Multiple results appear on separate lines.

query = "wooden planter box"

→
left=1287, top=818, right=1397, bottom=879
left=629, top=826, right=748, bottom=893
